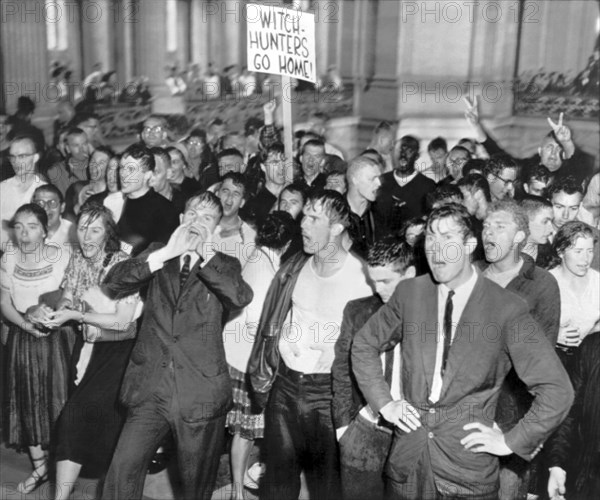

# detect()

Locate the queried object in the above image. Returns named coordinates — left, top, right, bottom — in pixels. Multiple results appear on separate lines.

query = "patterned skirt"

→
left=3, top=323, right=74, bottom=450
left=225, top=365, right=264, bottom=440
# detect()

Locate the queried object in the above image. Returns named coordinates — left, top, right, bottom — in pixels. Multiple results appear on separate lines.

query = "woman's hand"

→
left=83, top=324, right=103, bottom=343
left=557, top=321, right=581, bottom=348
left=21, top=320, right=50, bottom=338
left=42, top=309, right=81, bottom=329
left=26, top=304, right=54, bottom=326
left=56, top=299, right=73, bottom=311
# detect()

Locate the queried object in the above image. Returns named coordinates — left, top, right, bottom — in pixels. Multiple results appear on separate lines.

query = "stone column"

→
left=80, top=0, right=113, bottom=75
left=1, top=0, right=51, bottom=128
left=134, top=0, right=168, bottom=91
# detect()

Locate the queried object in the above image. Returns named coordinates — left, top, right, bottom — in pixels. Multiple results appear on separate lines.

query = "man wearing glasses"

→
left=484, top=154, right=518, bottom=202
left=465, top=98, right=594, bottom=185
left=0, top=136, right=47, bottom=250
left=140, top=115, right=169, bottom=148
left=32, top=184, right=76, bottom=249
left=439, top=146, right=471, bottom=185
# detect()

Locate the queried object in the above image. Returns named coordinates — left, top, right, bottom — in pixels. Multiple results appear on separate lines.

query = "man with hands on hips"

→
left=100, top=191, right=253, bottom=500
left=352, top=203, right=574, bottom=500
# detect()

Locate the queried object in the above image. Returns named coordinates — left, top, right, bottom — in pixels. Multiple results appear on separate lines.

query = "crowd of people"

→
left=0, top=92, right=599, bottom=500
left=167, top=61, right=344, bottom=100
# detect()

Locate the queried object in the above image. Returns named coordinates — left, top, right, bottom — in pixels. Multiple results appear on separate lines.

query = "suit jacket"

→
left=352, top=272, right=573, bottom=496
left=332, top=295, right=383, bottom=429
left=477, top=254, right=561, bottom=431
left=103, top=244, right=253, bottom=421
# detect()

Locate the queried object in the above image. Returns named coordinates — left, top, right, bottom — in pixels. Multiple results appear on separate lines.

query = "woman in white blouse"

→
left=222, top=211, right=296, bottom=500
left=549, top=221, right=600, bottom=366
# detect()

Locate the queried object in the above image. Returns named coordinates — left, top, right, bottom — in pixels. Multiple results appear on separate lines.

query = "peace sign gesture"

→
left=463, top=96, right=480, bottom=127
left=547, top=113, right=572, bottom=144
left=463, top=96, right=486, bottom=142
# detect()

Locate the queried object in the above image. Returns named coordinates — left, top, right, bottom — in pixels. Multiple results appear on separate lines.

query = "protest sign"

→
left=247, top=3, right=316, bottom=84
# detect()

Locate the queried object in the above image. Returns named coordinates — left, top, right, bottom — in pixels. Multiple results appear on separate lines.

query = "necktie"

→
left=384, top=349, right=394, bottom=387
left=180, top=254, right=191, bottom=290
left=441, top=290, right=455, bottom=377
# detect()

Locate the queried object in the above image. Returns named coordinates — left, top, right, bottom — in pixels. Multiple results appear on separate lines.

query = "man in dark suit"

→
left=332, top=238, right=416, bottom=500
left=101, top=191, right=253, bottom=500
left=352, top=203, right=574, bottom=500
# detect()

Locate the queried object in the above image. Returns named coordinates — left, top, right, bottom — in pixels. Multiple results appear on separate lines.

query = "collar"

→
left=438, top=265, right=479, bottom=298
left=180, top=251, right=201, bottom=270
left=478, top=253, right=536, bottom=281
left=393, top=170, right=418, bottom=186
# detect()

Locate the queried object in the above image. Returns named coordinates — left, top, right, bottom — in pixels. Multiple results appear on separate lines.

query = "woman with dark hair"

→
left=167, top=144, right=203, bottom=200
left=41, top=203, right=142, bottom=500
left=223, top=211, right=296, bottom=500
left=63, top=180, right=88, bottom=223
left=549, top=221, right=600, bottom=370
left=78, top=145, right=115, bottom=207
left=87, top=153, right=125, bottom=223
left=183, top=128, right=219, bottom=191
left=0, top=203, right=71, bottom=494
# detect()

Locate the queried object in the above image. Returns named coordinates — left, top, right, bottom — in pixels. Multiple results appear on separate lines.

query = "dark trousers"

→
left=498, top=454, right=530, bottom=500
left=339, top=412, right=393, bottom=500
left=101, top=369, right=226, bottom=500
left=261, top=363, right=341, bottom=500
left=385, top=445, right=498, bottom=500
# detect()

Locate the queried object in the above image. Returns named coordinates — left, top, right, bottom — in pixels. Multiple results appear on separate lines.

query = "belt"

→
left=278, top=361, right=332, bottom=384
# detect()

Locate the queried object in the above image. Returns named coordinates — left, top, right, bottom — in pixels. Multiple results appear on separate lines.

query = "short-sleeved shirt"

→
left=1, top=245, right=68, bottom=313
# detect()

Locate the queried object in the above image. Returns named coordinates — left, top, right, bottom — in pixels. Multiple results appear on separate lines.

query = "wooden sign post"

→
left=247, top=3, right=316, bottom=183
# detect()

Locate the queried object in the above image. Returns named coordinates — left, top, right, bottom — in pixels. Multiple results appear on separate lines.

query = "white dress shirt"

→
left=429, top=267, right=478, bottom=403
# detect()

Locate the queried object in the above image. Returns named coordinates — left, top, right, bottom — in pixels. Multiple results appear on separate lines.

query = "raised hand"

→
left=461, top=422, right=512, bottom=456
left=263, top=99, right=277, bottom=116
left=162, top=223, right=201, bottom=261
left=463, top=96, right=480, bottom=127
left=463, top=96, right=487, bottom=142
left=379, top=399, right=422, bottom=433
left=547, top=112, right=572, bottom=144
left=263, top=99, right=277, bottom=125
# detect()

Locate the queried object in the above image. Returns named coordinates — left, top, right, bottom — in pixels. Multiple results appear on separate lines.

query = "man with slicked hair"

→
left=249, top=190, right=372, bottom=500
left=352, top=203, right=573, bottom=500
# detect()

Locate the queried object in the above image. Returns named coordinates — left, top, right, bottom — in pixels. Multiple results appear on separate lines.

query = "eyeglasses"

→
left=265, top=159, right=286, bottom=167
left=142, top=126, right=164, bottom=134
left=447, top=157, right=468, bottom=167
left=187, top=139, right=204, bottom=146
left=491, top=172, right=515, bottom=188
left=8, top=153, right=35, bottom=162
left=34, top=199, right=60, bottom=209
